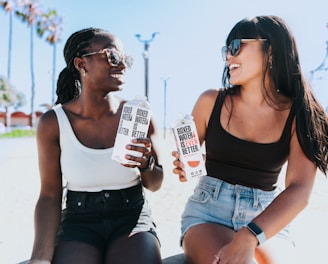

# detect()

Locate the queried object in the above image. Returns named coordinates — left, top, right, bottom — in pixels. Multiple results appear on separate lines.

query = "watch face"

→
left=247, top=222, right=266, bottom=245
left=248, top=222, right=262, bottom=235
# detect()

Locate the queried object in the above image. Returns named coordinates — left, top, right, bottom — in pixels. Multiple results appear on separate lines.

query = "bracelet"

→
left=246, top=222, right=266, bottom=245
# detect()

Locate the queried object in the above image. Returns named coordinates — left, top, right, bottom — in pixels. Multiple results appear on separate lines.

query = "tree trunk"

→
left=29, top=25, right=36, bottom=127
left=4, top=106, right=11, bottom=128
left=7, top=12, right=12, bottom=80
left=51, top=43, right=56, bottom=104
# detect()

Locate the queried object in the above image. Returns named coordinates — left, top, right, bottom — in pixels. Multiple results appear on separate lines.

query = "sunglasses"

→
left=221, top=39, right=267, bottom=61
left=82, top=48, right=133, bottom=68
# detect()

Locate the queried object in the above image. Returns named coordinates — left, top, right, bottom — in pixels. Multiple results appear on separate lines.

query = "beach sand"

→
left=1, top=136, right=327, bottom=263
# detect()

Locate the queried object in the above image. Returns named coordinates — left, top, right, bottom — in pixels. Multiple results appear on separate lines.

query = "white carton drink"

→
left=171, top=114, right=207, bottom=179
left=112, top=96, right=152, bottom=165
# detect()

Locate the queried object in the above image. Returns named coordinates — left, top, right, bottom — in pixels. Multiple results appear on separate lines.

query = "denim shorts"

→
left=181, top=176, right=293, bottom=245
left=56, top=184, right=158, bottom=252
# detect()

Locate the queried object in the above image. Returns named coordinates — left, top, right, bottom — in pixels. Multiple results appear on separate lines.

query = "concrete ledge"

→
left=19, top=255, right=187, bottom=264
left=162, top=253, right=187, bottom=264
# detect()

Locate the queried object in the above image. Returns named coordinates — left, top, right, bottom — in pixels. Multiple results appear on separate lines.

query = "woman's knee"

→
left=53, top=241, right=102, bottom=264
left=105, top=232, right=161, bottom=264
left=183, top=223, right=235, bottom=263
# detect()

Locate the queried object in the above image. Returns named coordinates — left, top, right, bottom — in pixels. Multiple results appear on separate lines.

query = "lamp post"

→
left=135, top=32, right=159, bottom=99
left=161, top=77, right=170, bottom=138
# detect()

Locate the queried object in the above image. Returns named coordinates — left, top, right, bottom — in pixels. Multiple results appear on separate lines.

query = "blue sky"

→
left=0, top=0, right=327, bottom=128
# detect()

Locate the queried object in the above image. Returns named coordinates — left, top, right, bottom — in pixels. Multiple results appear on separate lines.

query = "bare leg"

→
left=183, top=223, right=236, bottom=264
left=52, top=241, right=102, bottom=264
left=183, top=223, right=295, bottom=264
left=104, top=232, right=161, bottom=264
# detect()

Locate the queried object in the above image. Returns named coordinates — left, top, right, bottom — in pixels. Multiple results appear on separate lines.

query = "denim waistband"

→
left=65, top=184, right=144, bottom=209
left=199, top=176, right=278, bottom=201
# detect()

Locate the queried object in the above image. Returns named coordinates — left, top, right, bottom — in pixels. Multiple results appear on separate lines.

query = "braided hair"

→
left=55, top=28, right=110, bottom=105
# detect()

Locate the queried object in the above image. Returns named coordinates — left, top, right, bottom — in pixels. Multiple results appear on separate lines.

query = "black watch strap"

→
left=246, top=222, right=266, bottom=245
left=139, top=155, right=155, bottom=172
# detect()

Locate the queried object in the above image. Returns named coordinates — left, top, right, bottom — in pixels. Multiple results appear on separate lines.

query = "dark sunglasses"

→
left=221, top=39, right=267, bottom=61
left=82, top=48, right=133, bottom=68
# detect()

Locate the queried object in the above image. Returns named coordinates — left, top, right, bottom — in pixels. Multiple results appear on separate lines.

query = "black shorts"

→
left=56, top=184, right=158, bottom=252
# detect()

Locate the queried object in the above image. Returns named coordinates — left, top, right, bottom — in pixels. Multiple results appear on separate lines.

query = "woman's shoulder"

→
left=196, top=88, right=226, bottom=105
left=199, top=88, right=228, bottom=98
left=193, top=89, right=222, bottom=117
left=38, top=108, right=58, bottom=123
left=200, top=88, right=220, bottom=97
left=37, top=108, right=59, bottom=136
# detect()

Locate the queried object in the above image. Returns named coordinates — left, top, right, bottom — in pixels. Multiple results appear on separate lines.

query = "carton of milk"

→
left=112, top=96, right=151, bottom=165
left=171, top=114, right=207, bottom=179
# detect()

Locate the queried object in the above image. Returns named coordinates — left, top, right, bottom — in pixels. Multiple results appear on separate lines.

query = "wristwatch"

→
left=246, top=222, right=266, bottom=245
left=139, top=155, right=155, bottom=172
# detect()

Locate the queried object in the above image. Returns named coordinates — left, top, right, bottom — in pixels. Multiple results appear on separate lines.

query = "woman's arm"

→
left=217, top=119, right=317, bottom=262
left=191, top=89, right=219, bottom=145
left=172, top=89, right=218, bottom=182
left=124, top=116, right=164, bottom=192
left=138, top=157, right=163, bottom=192
left=30, top=110, right=63, bottom=262
left=251, top=119, right=317, bottom=239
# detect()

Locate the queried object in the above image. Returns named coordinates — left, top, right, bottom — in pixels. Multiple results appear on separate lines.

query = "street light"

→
left=161, top=77, right=170, bottom=139
left=135, top=32, right=159, bottom=99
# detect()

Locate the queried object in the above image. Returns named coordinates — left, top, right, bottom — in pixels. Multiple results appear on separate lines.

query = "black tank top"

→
left=205, top=89, right=295, bottom=191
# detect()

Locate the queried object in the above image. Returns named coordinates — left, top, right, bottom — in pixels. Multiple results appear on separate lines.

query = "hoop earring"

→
left=74, top=79, right=81, bottom=97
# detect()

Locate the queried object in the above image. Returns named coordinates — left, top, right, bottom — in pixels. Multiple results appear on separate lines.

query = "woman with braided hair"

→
left=28, top=28, right=163, bottom=264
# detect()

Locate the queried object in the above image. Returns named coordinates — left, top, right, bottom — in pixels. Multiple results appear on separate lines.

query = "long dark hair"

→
left=55, top=27, right=112, bottom=105
left=222, top=16, right=328, bottom=174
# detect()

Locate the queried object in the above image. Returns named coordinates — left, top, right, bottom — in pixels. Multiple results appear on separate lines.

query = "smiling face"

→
left=226, top=40, right=266, bottom=87
left=77, top=33, right=129, bottom=93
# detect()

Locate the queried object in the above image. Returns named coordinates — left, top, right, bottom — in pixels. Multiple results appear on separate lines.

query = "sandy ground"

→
left=1, top=136, right=328, bottom=263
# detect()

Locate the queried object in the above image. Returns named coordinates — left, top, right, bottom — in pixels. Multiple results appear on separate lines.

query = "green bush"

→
left=0, top=129, right=36, bottom=138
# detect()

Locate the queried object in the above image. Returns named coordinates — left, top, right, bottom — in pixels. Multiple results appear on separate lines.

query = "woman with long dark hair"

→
left=172, top=15, right=328, bottom=263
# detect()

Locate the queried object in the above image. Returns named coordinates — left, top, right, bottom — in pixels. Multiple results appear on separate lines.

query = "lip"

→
left=228, top=63, right=240, bottom=71
left=109, top=71, right=125, bottom=84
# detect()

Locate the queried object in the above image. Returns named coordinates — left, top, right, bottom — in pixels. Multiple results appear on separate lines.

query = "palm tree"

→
left=15, top=0, right=41, bottom=127
left=37, top=9, right=63, bottom=105
left=1, top=0, right=15, bottom=80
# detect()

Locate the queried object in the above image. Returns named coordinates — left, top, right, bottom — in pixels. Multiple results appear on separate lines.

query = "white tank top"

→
left=53, top=105, right=140, bottom=192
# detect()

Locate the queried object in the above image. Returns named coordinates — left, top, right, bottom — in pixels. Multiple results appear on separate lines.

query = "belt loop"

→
left=253, top=188, right=259, bottom=208
left=121, top=189, right=130, bottom=206
left=213, top=179, right=223, bottom=200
